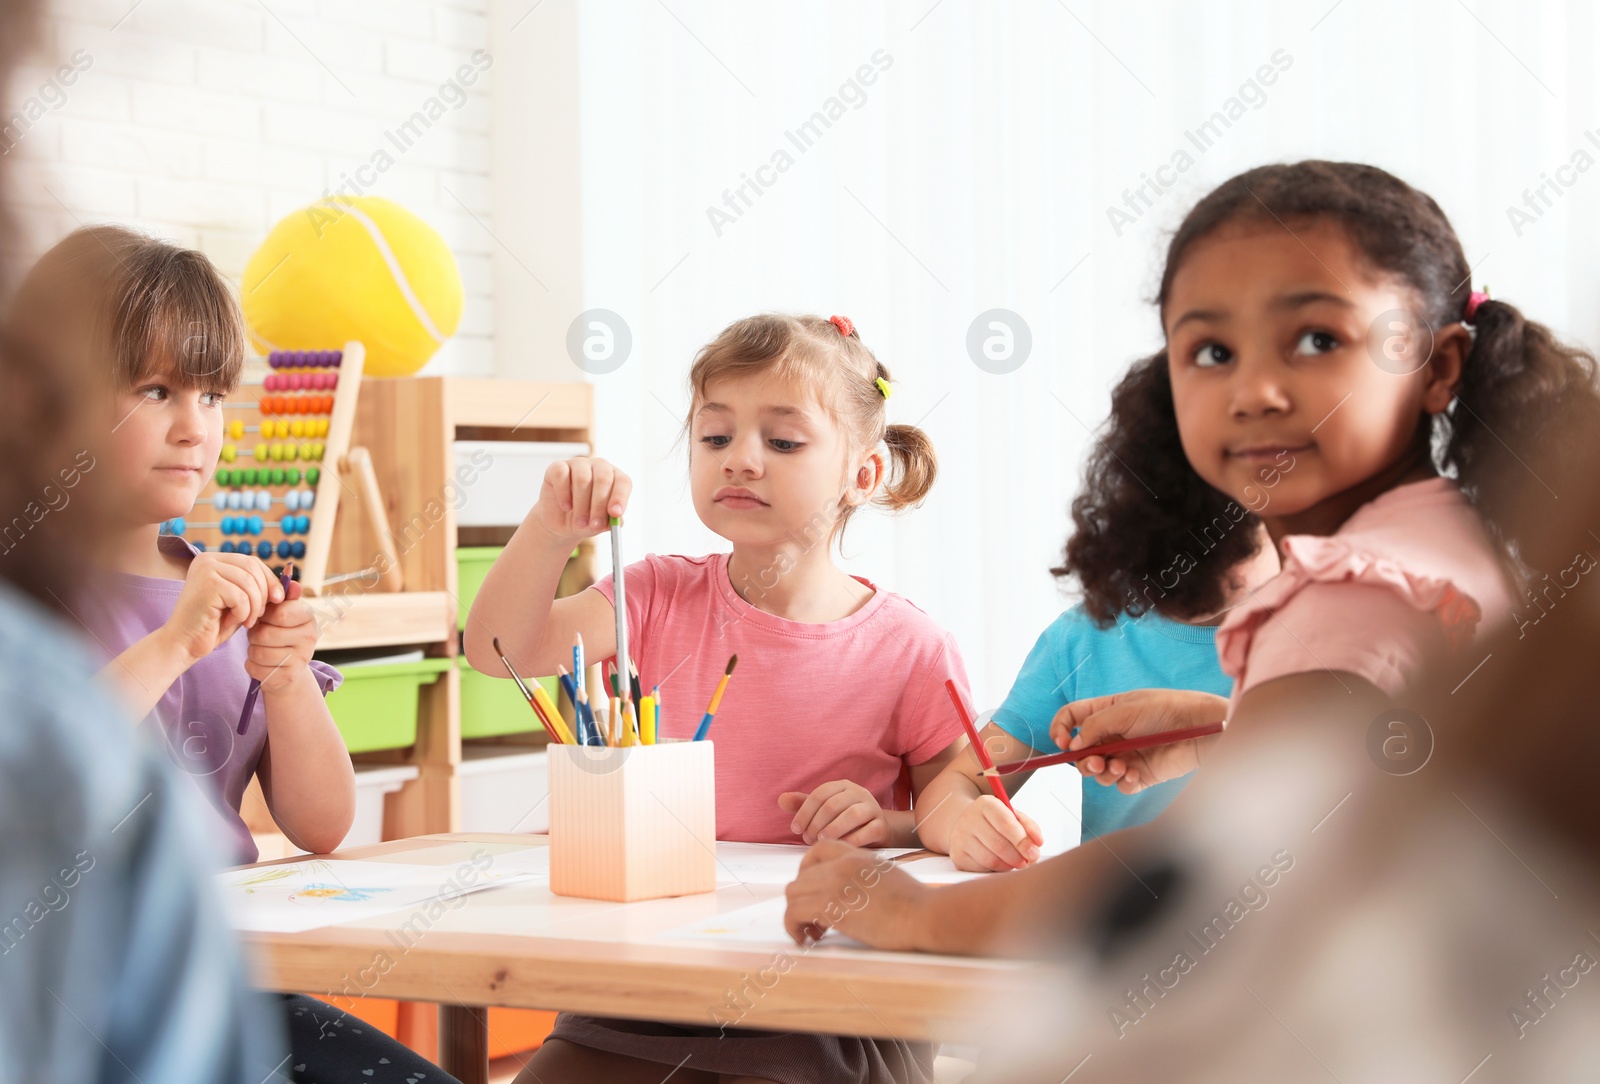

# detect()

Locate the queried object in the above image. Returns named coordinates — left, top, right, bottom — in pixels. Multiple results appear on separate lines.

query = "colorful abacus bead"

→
left=221, top=444, right=237, bottom=462
left=306, top=467, right=320, bottom=485
left=256, top=541, right=272, bottom=560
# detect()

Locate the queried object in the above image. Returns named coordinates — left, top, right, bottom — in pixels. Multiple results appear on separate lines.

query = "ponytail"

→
left=1444, top=297, right=1600, bottom=577
left=878, top=423, right=938, bottom=511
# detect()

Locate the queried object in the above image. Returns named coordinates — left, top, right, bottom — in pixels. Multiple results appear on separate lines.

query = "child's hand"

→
left=1050, top=689, right=1229, bottom=794
left=532, top=456, right=632, bottom=543
left=246, top=578, right=317, bottom=693
left=163, top=552, right=285, bottom=664
left=779, top=782, right=893, bottom=847
left=784, top=840, right=928, bottom=951
left=946, top=796, right=1043, bottom=871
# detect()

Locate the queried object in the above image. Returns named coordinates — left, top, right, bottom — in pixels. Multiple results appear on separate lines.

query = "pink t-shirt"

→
left=1218, top=478, right=1515, bottom=701
left=591, top=552, right=968, bottom=843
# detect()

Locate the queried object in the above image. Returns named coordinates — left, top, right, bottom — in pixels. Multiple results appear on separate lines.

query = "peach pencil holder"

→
left=548, top=740, right=718, bottom=902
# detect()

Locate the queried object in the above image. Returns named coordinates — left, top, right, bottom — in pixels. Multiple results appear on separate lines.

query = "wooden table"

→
left=236, top=833, right=1027, bottom=1084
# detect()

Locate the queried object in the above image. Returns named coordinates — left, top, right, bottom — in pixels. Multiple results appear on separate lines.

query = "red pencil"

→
left=944, top=679, right=1017, bottom=816
left=980, top=722, right=1226, bottom=778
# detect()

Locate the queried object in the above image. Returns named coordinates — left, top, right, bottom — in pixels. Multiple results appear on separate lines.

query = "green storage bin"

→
left=459, top=657, right=561, bottom=740
left=456, top=546, right=504, bottom=632
left=325, top=657, right=453, bottom=753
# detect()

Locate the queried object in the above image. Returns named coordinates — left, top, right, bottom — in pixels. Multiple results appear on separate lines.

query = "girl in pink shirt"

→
left=466, top=313, right=967, bottom=1084
left=783, top=161, right=1600, bottom=961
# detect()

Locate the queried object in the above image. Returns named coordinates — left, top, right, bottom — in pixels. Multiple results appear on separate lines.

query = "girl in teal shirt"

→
left=915, top=359, right=1280, bottom=869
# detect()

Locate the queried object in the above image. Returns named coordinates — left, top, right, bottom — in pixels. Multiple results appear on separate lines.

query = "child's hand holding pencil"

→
left=946, top=796, right=1042, bottom=872
left=531, top=456, right=632, bottom=543
left=1049, top=688, right=1230, bottom=794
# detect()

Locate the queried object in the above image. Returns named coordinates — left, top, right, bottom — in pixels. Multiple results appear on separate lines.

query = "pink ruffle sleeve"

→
left=1217, top=534, right=1485, bottom=699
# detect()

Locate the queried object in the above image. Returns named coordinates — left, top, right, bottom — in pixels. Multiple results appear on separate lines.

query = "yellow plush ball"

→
left=241, top=196, right=463, bottom=378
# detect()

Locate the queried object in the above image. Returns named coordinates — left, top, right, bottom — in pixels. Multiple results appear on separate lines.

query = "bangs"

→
left=114, top=245, right=244, bottom=394
left=688, top=315, right=852, bottom=421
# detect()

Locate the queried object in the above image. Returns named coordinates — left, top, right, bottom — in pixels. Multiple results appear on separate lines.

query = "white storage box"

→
left=454, top=441, right=589, bottom=527
left=339, top=763, right=419, bottom=850
left=458, top=746, right=549, bottom=833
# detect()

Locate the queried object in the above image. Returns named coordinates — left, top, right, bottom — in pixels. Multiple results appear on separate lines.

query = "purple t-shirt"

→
left=73, top=536, right=342, bottom=863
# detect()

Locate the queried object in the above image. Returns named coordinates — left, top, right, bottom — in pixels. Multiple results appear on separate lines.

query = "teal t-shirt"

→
left=991, top=605, right=1233, bottom=840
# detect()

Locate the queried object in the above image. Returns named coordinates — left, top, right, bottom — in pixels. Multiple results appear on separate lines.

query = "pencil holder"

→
left=548, top=740, right=717, bottom=902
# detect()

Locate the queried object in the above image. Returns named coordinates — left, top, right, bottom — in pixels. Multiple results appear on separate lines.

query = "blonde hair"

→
left=686, top=313, right=937, bottom=541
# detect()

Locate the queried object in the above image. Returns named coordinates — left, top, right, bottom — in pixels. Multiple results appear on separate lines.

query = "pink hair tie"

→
left=828, top=314, right=855, bottom=338
left=1463, top=290, right=1489, bottom=324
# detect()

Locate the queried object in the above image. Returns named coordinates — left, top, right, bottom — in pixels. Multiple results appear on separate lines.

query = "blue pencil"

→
left=557, top=666, right=594, bottom=745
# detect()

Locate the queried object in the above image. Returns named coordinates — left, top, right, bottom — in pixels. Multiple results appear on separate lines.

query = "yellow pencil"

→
left=640, top=695, right=656, bottom=745
left=531, top=682, right=577, bottom=746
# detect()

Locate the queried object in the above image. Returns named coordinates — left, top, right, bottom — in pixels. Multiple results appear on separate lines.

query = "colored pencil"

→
left=530, top=680, right=576, bottom=746
left=943, top=679, right=1016, bottom=816
left=640, top=694, right=656, bottom=745
left=492, top=637, right=575, bottom=744
left=237, top=561, right=295, bottom=736
left=628, top=658, right=643, bottom=707
left=574, top=633, right=586, bottom=705
left=692, top=655, right=738, bottom=741
left=557, top=664, right=597, bottom=745
left=556, top=665, right=578, bottom=735
left=980, top=722, right=1227, bottom=778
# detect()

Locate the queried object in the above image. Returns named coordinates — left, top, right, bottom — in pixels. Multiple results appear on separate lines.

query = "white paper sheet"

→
left=711, top=843, right=917, bottom=885
left=219, top=856, right=543, bottom=933
left=659, top=896, right=872, bottom=950
left=889, top=853, right=992, bottom=885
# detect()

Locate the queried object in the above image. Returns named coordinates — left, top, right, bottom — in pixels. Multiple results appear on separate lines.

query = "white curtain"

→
left=548, top=0, right=1600, bottom=712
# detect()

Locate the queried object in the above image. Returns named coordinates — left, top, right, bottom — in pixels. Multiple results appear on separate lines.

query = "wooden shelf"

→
left=447, top=377, right=591, bottom=431
left=308, top=591, right=453, bottom=651
left=316, top=375, right=594, bottom=840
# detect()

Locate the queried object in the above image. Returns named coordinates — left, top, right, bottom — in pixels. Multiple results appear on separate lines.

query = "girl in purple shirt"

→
left=32, top=225, right=357, bottom=864
left=14, top=226, right=460, bottom=1084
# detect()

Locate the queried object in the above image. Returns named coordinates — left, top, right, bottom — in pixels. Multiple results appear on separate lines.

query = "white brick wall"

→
left=6, top=0, right=496, bottom=376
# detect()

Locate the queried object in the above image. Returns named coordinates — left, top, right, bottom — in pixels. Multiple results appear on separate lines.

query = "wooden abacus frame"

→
left=179, top=340, right=365, bottom=596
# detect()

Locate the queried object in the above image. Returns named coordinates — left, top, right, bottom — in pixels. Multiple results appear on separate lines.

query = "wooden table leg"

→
left=439, top=1003, right=489, bottom=1084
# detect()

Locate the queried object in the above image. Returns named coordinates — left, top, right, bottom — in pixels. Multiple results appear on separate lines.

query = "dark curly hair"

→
left=1059, top=160, right=1600, bottom=626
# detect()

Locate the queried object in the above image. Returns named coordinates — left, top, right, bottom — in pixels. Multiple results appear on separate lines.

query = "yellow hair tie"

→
left=874, top=377, right=892, bottom=400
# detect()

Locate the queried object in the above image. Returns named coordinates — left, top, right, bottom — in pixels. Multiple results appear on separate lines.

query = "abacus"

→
left=162, top=341, right=368, bottom=595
